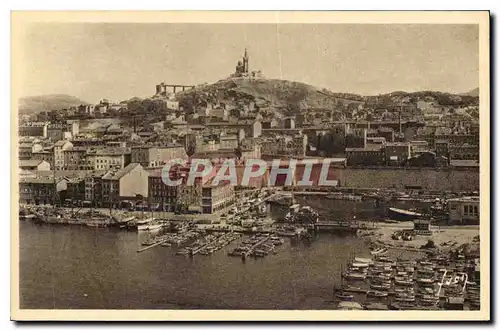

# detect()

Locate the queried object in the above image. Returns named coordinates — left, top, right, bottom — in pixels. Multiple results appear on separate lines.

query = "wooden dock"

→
left=236, top=194, right=278, bottom=214
left=137, top=239, right=169, bottom=253
left=191, top=232, right=234, bottom=255
left=242, top=235, right=271, bottom=258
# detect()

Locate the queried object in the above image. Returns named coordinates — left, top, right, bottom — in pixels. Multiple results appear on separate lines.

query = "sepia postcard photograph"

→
left=10, top=11, right=490, bottom=321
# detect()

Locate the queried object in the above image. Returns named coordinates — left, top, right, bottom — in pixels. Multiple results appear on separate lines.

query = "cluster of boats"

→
left=336, top=252, right=479, bottom=310
left=128, top=218, right=166, bottom=231
left=391, top=231, right=414, bottom=241
left=338, top=255, right=437, bottom=308
left=326, top=193, right=363, bottom=201
left=465, top=283, right=480, bottom=310
left=228, top=234, right=284, bottom=258
left=177, top=232, right=242, bottom=256
left=141, top=228, right=203, bottom=247
left=284, top=204, right=319, bottom=224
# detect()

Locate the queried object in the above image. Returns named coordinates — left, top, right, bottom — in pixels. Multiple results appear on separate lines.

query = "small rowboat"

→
left=336, top=293, right=354, bottom=301
left=342, top=286, right=366, bottom=293
left=367, top=290, right=389, bottom=298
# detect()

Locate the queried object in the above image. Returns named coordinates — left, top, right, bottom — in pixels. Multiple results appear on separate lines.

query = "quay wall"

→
left=331, top=168, right=479, bottom=192
left=266, top=160, right=479, bottom=192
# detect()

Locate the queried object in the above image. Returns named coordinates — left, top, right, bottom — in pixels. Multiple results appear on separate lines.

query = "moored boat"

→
left=387, top=207, right=422, bottom=221
left=336, top=293, right=354, bottom=301
left=417, top=278, right=435, bottom=284
left=371, top=248, right=388, bottom=256
left=342, top=286, right=366, bottom=293
left=367, top=290, right=388, bottom=298
left=343, top=272, right=367, bottom=281
left=371, top=283, right=391, bottom=291
left=395, top=278, right=414, bottom=286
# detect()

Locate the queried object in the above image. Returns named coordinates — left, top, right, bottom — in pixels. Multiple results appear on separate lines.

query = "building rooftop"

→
left=86, top=147, right=131, bottom=156
left=131, top=144, right=184, bottom=150
left=345, top=146, right=383, bottom=152
left=64, top=146, right=88, bottom=152
left=19, top=159, right=46, bottom=167
left=448, top=196, right=480, bottom=202
left=20, top=122, right=47, bottom=127
left=19, top=177, right=56, bottom=184
left=386, top=142, right=409, bottom=146
left=54, top=140, right=71, bottom=147
left=102, top=163, right=142, bottom=180
left=220, top=135, right=238, bottom=140
left=450, top=160, right=479, bottom=167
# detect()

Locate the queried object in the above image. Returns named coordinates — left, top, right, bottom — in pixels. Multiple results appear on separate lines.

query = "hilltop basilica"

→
left=232, top=48, right=263, bottom=79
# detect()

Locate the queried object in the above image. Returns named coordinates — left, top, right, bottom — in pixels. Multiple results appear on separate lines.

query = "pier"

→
left=236, top=193, right=279, bottom=214
left=191, top=232, right=234, bottom=255
left=137, top=239, right=169, bottom=253
left=312, top=221, right=361, bottom=233
left=242, top=234, right=271, bottom=258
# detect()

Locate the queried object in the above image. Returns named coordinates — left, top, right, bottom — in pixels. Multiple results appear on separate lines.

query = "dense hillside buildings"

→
left=17, top=60, right=480, bottom=215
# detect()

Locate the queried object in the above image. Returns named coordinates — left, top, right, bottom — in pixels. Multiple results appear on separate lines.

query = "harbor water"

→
left=18, top=197, right=426, bottom=309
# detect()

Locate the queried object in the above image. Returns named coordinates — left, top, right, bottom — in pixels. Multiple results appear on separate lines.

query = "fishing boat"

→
left=364, top=302, right=389, bottom=310
left=387, top=207, right=422, bottom=221
left=389, top=301, right=414, bottom=310
left=371, top=283, right=391, bottom=291
left=394, top=278, right=414, bottom=286
left=391, top=232, right=402, bottom=240
left=354, top=257, right=373, bottom=264
left=398, top=266, right=415, bottom=273
left=421, top=294, right=439, bottom=301
left=395, top=296, right=416, bottom=303
left=420, top=299, right=438, bottom=306
left=395, top=271, right=409, bottom=277
left=395, top=287, right=414, bottom=294
left=417, top=269, right=435, bottom=277
left=343, top=272, right=367, bottom=281
left=176, top=249, right=190, bottom=255
left=375, top=256, right=394, bottom=263
left=371, top=248, right=388, bottom=256
left=372, top=263, right=393, bottom=270
left=19, top=209, right=37, bottom=220
left=342, top=286, right=366, bottom=293
left=372, top=275, right=392, bottom=282
left=366, top=290, right=389, bottom=298
left=417, top=278, right=435, bottom=284
left=351, top=262, right=370, bottom=268
left=336, top=293, right=354, bottom=301
left=149, top=221, right=163, bottom=230
left=418, top=287, right=435, bottom=295
left=419, top=261, right=434, bottom=267
left=337, top=301, right=363, bottom=310
left=136, top=218, right=155, bottom=231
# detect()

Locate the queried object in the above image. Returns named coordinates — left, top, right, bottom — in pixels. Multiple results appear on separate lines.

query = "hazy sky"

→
left=20, top=23, right=479, bottom=103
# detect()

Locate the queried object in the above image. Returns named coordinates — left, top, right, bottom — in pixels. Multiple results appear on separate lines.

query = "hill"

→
left=176, top=77, right=478, bottom=116
left=19, top=94, right=88, bottom=114
left=461, top=87, right=479, bottom=97
left=176, top=78, right=364, bottom=115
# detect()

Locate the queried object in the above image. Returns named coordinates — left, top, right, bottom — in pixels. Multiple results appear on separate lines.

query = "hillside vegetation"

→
left=176, top=77, right=478, bottom=115
left=19, top=94, right=88, bottom=114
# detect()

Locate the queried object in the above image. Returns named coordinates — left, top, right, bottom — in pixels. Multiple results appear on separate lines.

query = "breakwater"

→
left=333, top=168, right=478, bottom=191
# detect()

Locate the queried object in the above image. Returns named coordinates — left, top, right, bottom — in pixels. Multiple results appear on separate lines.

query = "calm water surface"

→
left=19, top=198, right=425, bottom=309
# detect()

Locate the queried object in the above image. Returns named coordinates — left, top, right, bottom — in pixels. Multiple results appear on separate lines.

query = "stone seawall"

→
left=332, top=168, right=479, bottom=192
